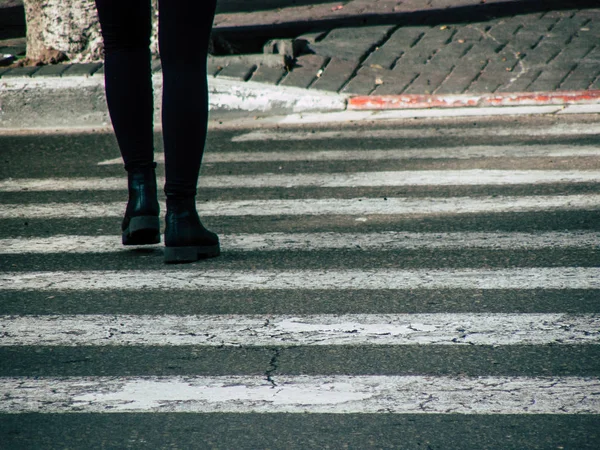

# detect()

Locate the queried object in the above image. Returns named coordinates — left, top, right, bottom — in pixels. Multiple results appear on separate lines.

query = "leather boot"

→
left=164, top=196, right=220, bottom=263
left=122, top=164, right=160, bottom=245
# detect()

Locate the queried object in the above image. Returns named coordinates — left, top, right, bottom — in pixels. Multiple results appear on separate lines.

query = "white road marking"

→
left=2, top=195, right=599, bottom=219
left=231, top=123, right=600, bottom=142
left=2, top=268, right=599, bottom=291
left=2, top=375, right=598, bottom=414
left=1, top=231, right=597, bottom=254
left=1, top=314, right=597, bottom=347
left=96, top=145, right=600, bottom=165
left=5, top=170, right=600, bottom=192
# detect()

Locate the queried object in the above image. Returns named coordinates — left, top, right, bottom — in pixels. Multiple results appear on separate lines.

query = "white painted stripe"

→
left=231, top=123, right=600, bottom=142
left=97, top=145, right=600, bottom=165
left=2, top=231, right=598, bottom=254
left=1, top=375, right=598, bottom=414
left=5, top=170, right=600, bottom=192
left=2, top=195, right=599, bottom=219
left=1, top=268, right=599, bottom=291
left=2, top=314, right=597, bottom=347
left=278, top=106, right=567, bottom=124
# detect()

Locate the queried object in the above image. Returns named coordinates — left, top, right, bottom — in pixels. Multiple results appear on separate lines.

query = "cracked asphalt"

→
left=1, top=114, right=600, bottom=449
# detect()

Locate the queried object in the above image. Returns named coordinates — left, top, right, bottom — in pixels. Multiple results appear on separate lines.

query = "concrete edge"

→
left=0, top=75, right=348, bottom=129
left=1, top=73, right=600, bottom=130
left=348, top=91, right=600, bottom=110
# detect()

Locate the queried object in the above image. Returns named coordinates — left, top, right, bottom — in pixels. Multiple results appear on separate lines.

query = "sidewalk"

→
left=1, top=0, right=600, bottom=128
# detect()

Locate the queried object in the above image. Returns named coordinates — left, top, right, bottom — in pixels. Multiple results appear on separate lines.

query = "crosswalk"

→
left=1, top=118, right=599, bottom=448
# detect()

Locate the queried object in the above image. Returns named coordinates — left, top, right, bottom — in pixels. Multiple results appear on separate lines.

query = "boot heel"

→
left=164, top=244, right=220, bottom=264
left=122, top=216, right=160, bottom=245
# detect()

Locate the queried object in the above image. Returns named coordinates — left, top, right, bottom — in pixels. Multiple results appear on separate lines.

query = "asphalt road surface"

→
left=1, top=114, right=599, bottom=449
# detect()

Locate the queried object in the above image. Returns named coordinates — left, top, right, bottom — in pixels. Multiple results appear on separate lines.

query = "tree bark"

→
left=22, top=0, right=159, bottom=64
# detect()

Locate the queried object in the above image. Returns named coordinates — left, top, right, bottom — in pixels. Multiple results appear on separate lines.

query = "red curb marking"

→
left=348, top=91, right=600, bottom=110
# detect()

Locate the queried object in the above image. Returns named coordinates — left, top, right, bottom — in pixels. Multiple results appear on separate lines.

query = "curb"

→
left=0, top=75, right=347, bottom=129
left=348, top=91, right=600, bottom=110
left=1, top=72, right=600, bottom=130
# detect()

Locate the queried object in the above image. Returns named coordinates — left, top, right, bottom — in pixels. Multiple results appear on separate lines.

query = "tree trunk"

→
left=22, top=0, right=159, bottom=64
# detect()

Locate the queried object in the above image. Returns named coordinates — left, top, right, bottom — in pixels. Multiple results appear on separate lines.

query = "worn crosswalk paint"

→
left=2, top=268, right=599, bottom=291
left=4, top=170, right=600, bottom=192
left=1, top=231, right=597, bottom=254
left=96, top=145, right=600, bottom=165
left=2, top=375, right=599, bottom=414
left=231, top=123, right=600, bottom=142
left=2, top=194, right=600, bottom=219
left=2, top=313, right=598, bottom=347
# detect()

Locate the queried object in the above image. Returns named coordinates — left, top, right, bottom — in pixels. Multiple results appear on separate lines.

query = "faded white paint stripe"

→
left=2, top=195, right=599, bottom=219
left=2, top=231, right=598, bottom=255
left=5, top=170, right=600, bottom=192
left=1, top=268, right=598, bottom=291
left=1, top=376, right=598, bottom=414
left=2, top=314, right=597, bottom=347
left=231, top=124, right=600, bottom=142
left=97, top=145, right=600, bottom=165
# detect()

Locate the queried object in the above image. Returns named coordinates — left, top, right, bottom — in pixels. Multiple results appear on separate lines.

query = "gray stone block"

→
left=280, top=54, right=328, bottom=89
left=372, top=70, right=419, bottom=95
left=62, top=63, right=103, bottom=77
left=393, top=26, right=455, bottom=69
left=250, top=65, right=287, bottom=85
left=528, top=40, right=595, bottom=92
left=367, top=26, right=430, bottom=69
left=310, top=57, right=358, bottom=93
left=308, top=25, right=394, bottom=62
left=560, top=48, right=600, bottom=91
left=151, top=60, right=162, bottom=73
left=216, top=62, right=256, bottom=81
left=1, top=66, right=40, bottom=78
left=31, top=64, right=70, bottom=78
left=0, top=66, right=13, bottom=78
left=435, top=58, right=488, bottom=94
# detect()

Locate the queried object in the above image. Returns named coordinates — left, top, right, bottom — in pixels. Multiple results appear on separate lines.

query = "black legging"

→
left=95, top=0, right=217, bottom=198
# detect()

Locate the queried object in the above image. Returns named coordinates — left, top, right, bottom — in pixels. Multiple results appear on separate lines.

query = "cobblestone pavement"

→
left=1, top=1, right=599, bottom=97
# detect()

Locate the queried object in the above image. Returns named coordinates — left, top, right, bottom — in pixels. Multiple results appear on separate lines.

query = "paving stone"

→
left=61, top=63, right=103, bottom=77
left=1, top=66, right=40, bottom=78
left=452, top=24, right=487, bottom=43
left=464, top=45, right=520, bottom=94
left=95, top=65, right=104, bottom=76
left=434, top=57, right=488, bottom=94
left=558, top=47, right=600, bottom=90
left=30, top=64, right=70, bottom=78
left=0, top=66, right=12, bottom=78
left=343, top=65, right=417, bottom=96
left=151, top=60, right=161, bottom=73
left=528, top=39, right=595, bottom=92
left=280, top=54, right=327, bottom=89
left=207, top=59, right=223, bottom=77
left=589, top=74, right=600, bottom=90
left=250, top=64, right=287, bottom=85
left=485, top=17, right=527, bottom=45
left=307, top=25, right=394, bottom=62
left=216, top=62, right=256, bottom=81
left=495, top=68, right=543, bottom=93
left=310, top=57, right=358, bottom=93
left=393, top=25, right=455, bottom=69
left=363, top=26, right=429, bottom=69
left=404, top=41, right=471, bottom=94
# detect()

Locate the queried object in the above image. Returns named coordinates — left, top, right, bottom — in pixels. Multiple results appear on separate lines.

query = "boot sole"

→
left=164, top=244, right=221, bottom=263
left=122, top=216, right=161, bottom=246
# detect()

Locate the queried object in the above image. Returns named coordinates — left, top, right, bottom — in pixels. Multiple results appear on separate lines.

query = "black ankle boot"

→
left=164, top=196, right=220, bottom=263
left=122, top=164, right=160, bottom=245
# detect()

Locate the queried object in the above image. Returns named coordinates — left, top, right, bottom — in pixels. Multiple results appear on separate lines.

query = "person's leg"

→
left=95, top=0, right=160, bottom=245
left=158, top=0, right=217, bottom=197
left=95, top=0, right=155, bottom=169
left=158, top=0, right=220, bottom=263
